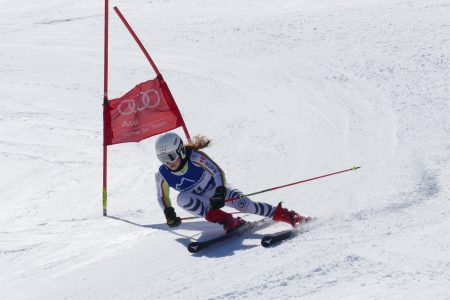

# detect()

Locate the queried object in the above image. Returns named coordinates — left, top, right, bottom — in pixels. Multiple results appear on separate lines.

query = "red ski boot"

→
left=272, top=202, right=311, bottom=227
left=206, top=209, right=246, bottom=233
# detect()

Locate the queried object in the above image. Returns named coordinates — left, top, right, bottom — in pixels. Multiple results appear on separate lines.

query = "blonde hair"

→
left=185, top=135, right=211, bottom=151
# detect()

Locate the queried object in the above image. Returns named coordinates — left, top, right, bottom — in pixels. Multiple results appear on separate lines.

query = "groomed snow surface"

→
left=1, top=0, right=449, bottom=299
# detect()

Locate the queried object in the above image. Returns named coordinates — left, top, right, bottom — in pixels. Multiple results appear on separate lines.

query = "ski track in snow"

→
left=1, top=0, right=450, bottom=299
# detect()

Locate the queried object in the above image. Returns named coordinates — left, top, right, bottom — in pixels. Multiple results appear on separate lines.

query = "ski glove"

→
left=164, top=207, right=181, bottom=227
left=209, top=186, right=226, bottom=209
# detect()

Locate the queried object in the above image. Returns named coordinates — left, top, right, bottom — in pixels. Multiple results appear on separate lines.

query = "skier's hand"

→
left=164, top=207, right=181, bottom=227
left=209, top=186, right=226, bottom=209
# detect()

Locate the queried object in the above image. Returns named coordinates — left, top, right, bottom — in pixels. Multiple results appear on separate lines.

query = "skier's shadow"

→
left=108, top=215, right=264, bottom=257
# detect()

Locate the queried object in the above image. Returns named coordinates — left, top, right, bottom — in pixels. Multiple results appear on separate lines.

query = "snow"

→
left=1, top=0, right=449, bottom=299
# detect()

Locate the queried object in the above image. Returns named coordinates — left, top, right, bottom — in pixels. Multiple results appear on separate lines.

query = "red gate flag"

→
left=104, top=76, right=184, bottom=145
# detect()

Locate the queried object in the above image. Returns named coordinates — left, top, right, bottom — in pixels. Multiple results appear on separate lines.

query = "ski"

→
left=261, top=217, right=317, bottom=247
left=187, top=218, right=271, bottom=253
left=261, top=229, right=296, bottom=247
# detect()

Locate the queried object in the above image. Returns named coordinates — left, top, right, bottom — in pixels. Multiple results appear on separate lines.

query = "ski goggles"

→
left=157, top=151, right=179, bottom=164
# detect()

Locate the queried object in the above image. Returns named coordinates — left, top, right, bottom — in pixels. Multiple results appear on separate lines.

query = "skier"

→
left=155, top=132, right=311, bottom=233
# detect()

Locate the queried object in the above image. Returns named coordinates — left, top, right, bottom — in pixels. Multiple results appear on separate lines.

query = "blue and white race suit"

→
left=155, top=149, right=275, bottom=218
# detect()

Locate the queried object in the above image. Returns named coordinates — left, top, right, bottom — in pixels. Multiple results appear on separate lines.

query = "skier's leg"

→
left=272, top=202, right=312, bottom=226
left=224, top=186, right=276, bottom=218
left=177, top=190, right=245, bottom=232
left=224, top=186, right=311, bottom=226
left=176, top=192, right=209, bottom=218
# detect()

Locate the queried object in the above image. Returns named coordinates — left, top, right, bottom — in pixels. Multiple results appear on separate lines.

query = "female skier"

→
left=155, top=132, right=311, bottom=233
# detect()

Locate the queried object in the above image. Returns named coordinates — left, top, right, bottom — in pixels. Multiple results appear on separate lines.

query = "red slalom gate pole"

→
left=225, top=166, right=361, bottom=203
left=102, top=0, right=109, bottom=216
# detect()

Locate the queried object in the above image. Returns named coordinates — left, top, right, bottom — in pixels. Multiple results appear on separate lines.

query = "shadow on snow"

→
left=107, top=215, right=267, bottom=257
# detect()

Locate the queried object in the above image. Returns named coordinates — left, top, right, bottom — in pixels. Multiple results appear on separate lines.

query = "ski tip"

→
left=261, top=230, right=294, bottom=247
left=352, top=166, right=361, bottom=170
left=187, top=242, right=201, bottom=253
left=261, top=237, right=273, bottom=248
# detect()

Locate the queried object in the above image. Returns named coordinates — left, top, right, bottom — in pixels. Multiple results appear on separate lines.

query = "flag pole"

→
left=102, top=0, right=109, bottom=216
left=113, top=6, right=161, bottom=77
left=113, top=6, right=192, bottom=142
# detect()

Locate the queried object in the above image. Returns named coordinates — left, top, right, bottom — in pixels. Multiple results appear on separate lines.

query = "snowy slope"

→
left=1, top=0, right=449, bottom=299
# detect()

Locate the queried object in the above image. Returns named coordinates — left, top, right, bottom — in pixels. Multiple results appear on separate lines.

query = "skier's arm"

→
left=156, top=172, right=172, bottom=209
left=155, top=172, right=181, bottom=227
left=191, top=150, right=226, bottom=187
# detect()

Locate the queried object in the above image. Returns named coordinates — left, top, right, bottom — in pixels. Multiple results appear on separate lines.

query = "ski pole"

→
left=225, top=166, right=361, bottom=203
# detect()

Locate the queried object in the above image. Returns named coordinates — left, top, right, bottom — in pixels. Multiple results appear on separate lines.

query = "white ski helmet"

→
left=155, top=132, right=186, bottom=164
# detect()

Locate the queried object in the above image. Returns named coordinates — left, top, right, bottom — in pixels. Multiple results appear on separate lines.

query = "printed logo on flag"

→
left=118, top=89, right=161, bottom=116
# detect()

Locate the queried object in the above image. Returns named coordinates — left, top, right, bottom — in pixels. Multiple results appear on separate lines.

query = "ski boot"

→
left=272, top=202, right=312, bottom=227
left=206, top=209, right=246, bottom=233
